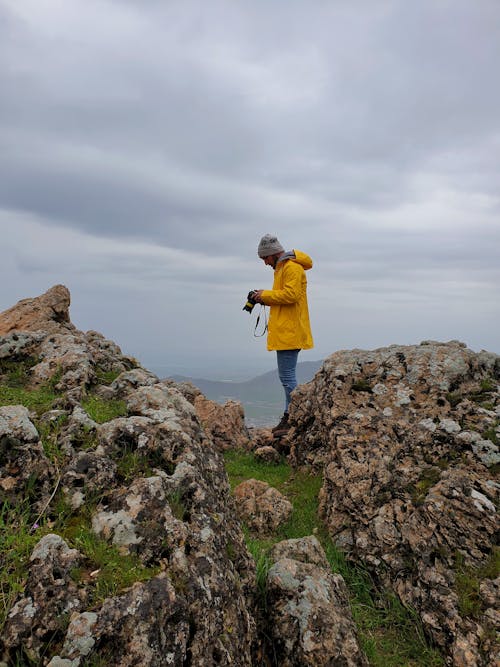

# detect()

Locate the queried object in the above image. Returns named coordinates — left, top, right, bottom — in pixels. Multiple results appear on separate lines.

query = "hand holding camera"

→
left=242, top=290, right=264, bottom=313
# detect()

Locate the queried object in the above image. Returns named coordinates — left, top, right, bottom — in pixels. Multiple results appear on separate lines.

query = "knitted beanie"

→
left=257, top=234, right=284, bottom=258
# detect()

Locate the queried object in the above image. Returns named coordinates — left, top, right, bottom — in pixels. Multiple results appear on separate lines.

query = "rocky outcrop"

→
left=290, top=341, right=499, bottom=666
left=0, top=289, right=257, bottom=666
left=0, top=285, right=74, bottom=336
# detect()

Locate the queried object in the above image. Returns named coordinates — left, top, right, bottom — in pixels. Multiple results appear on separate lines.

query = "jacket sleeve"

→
left=260, top=262, right=303, bottom=305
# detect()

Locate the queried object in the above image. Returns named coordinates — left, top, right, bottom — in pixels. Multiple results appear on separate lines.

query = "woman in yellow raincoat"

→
left=253, top=234, right=313, bottom=436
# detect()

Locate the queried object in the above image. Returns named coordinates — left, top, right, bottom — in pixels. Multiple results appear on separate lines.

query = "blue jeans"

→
left=276, top=349, right=300, bottom=412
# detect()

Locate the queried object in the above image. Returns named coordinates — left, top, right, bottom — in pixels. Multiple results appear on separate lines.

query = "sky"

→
left=0, top=0, right=499, bottom=380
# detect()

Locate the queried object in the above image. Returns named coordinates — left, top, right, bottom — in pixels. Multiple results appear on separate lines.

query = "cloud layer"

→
left=1, top=0, right=499, bottom=377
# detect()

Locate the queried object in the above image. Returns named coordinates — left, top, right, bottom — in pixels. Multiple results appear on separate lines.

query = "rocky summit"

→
left=0, top=286, right=498, bottom=667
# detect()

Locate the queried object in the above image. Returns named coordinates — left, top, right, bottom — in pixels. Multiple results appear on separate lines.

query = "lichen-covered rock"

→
left=0, top=330, right=46, bottom=360
left=53, top=576, right=189, bottom=666
left=248, top=427, right=275, bottom=450
left=234, top=478, right=292, bottom=535
left=61, top=449, right=118, bottom=510
left=91, top=473, right=188, bottom=560
left=110, top=367, right=160, bottom=394
left=291, top=341, right=500, bottom=666
left=2, top=535, right=85, bottom=663
left=267, top=537, right=367, bottom=667
left=0, top=405, right=53, bottom=507
left=270, top=535, right=330, bottom=569
left=0, top=287, right=258, bottom=666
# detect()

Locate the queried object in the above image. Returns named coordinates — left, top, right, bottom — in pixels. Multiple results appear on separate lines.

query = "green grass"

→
left=93, top=367, right=122, bottom=386
left=483, top=424, right=499, bottom=446
left=115, top=450, right=153, bottom=481
left=0, top=356, right=39, bottom=387
left=81, top=395, right=128, bottom=423
left=0, top=502, right=42, bottom=632
left=409, top=467, right=442, bottom=507
left=0, top=492, right=160, bottom=636
left=223, top=450, right=444, bottom=667
left=68, top=524, right=159, bottom=603
left=454, top=549, right=500, bottom=619
left=479, top=377, right=496, bottom=393
left=36, top=414, right=69, bottom=464
left=0, top=384, right=59, bottom=415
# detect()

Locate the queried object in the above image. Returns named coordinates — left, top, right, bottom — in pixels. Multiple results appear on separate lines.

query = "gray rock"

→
left=2, top=535, right=85, bottom=662
left=270, top=535, right=330, bottom=569
left=471, top=439, right=500, bottom=467
left=234, top=478, right=292, bottom=535
left=267, top=557, right=367, bottom=666
left=0, top=405, right=39, bottom=442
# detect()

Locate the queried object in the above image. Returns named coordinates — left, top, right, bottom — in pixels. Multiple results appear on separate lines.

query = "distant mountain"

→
left=169, top=359, right=324, bottom=427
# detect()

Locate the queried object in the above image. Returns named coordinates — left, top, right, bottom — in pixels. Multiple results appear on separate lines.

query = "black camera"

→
left=243, top=290, right=258, bottom=313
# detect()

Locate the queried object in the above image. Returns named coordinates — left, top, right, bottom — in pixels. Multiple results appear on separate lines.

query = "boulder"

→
left=254, top=445, right=281, bottom=463
left=51, top=577, right=189, bottom=666
left=194, top=395, right=252, bottom=450
left=233, top=478, right=292, bottom=535
left=266, top=536, right=367, bottom=666
left=270, top=535, right=330, bottom=569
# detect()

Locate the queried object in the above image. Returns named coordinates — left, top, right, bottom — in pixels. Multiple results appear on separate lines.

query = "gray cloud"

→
left=1, top=0, right=499, bottom=376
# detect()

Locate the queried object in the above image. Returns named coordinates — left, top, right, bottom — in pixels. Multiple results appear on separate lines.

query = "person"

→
left=252, top=234, right=313, bottom=437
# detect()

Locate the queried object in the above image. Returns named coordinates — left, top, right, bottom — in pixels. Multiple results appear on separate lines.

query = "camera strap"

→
left=254, top=305, right=268, bottom=337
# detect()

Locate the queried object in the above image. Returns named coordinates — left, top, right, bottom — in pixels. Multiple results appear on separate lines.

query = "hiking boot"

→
left=272, top=412, right=289, bottom=434
left=273, top=425, right=291, bottom=439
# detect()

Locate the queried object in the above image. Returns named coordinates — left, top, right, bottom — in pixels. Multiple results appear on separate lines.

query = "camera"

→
left=243, top=290, right=258, bottom=313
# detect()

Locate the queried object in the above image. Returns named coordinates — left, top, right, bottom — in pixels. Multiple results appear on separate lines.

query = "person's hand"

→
left=253, top=290, right=264, bottom=304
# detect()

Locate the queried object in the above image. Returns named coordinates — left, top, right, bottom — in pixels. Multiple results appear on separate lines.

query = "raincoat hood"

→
left=277, top=249, right=313, bottom=270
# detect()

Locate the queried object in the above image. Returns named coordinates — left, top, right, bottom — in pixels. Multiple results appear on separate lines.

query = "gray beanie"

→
left=258, top=234, right=284, bottom=258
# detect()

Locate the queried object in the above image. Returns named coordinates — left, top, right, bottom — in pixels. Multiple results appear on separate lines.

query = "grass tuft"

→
left=94, top=367, right=122, bottom=386
left=454, top=548, right=500, bottom=619
left=81, top=395, right=128, bottom=423
left=0, top=384, right=59, bottom=415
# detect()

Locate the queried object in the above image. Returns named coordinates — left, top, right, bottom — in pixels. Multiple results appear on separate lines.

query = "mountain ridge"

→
left=168, top=360, right=324, bottom=425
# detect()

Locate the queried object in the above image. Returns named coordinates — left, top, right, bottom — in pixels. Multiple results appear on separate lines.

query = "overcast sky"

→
left=1, top=0, right=499, bottom=380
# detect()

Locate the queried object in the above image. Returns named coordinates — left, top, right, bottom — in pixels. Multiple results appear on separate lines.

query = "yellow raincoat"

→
left=260, top=249, right=314, bottom=351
